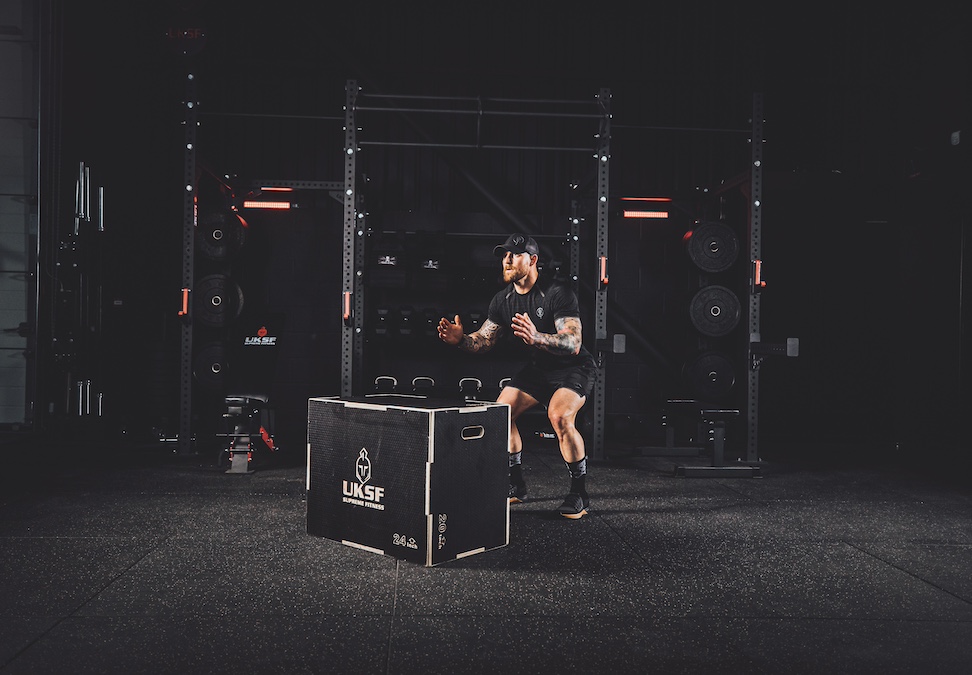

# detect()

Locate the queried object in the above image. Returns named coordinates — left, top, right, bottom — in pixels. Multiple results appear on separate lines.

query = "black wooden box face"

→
left=427, top=407, right=509, bottom=563
left=306, top=397, right=509, bottom=565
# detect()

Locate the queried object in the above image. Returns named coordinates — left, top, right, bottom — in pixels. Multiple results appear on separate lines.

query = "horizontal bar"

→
left=485, top=96, right=602, bottom=106
left=246, top=179, right=344, bottom=190
left=360, top=93, right=601, bottom=107
left=480, top=108, right=603, bottom=119
left=360, top=93, right=482, bottom=102
left=439, top=232, right=573, bottom=239
left=372, top=231, right=574, bottom=241
left=358, top=140, right=592, bottom=152
left=355, top=105, right=603, bottom=119
left=198, top=111, right=343, bottom=121
left=615, top=124, right=750, bottom=134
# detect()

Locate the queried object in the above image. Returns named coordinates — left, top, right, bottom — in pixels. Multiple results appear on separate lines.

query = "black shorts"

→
left=506, top=360, right=596, bottom=407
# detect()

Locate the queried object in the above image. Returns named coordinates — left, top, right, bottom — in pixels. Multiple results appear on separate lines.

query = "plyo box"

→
left=306, top=395, right=510, bottom=566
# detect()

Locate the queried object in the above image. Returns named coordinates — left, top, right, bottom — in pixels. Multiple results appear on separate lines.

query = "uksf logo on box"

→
left=341, top=448, right=386, bottom=510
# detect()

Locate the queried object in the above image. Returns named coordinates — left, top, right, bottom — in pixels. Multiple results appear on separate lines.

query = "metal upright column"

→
left=591, top=88, right=611, bottom=460
left=341, top=81, right=364, bottom=397
left=178, top=71, right=198, bottom=455
left=569, top=200, right=581, bottom=289
left=745, top=93, right=764, bottom=462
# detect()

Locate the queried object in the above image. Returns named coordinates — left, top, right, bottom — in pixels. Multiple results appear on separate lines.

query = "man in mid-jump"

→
left=438, top=233, right=596, bottom=519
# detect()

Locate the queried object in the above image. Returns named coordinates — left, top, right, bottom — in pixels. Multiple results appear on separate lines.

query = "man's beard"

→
left=502, top=267, right=525, bottom=284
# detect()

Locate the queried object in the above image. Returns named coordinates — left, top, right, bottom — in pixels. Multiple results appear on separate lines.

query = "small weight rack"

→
left=635, top=399, right=760, bottom=478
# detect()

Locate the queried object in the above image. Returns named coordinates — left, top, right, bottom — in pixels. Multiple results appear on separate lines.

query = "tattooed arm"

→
left=510, top=313, right=583, bottom=356
left=437, top=315, right=503, bottom=353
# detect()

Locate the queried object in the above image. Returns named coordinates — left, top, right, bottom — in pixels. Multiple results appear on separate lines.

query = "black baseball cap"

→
left=493, top=233, right=539, bottom=258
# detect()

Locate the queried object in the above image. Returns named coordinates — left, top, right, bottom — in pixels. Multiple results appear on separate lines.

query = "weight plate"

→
left=195, top=274, right=244, bottom=328
left=193, top=342, right=226, bottom=391
left=689, top=285, right=741, bottom=337
left=683, top=351, right=736, bottom=400
left=686, top=221, right=739, bottom=273
left=197, top=210, right=246, bottom=261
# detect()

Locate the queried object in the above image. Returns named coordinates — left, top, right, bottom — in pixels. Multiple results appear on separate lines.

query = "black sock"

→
left=566, top=457, right=587, bottom=495
left=509, top=452, right=523, bottom=485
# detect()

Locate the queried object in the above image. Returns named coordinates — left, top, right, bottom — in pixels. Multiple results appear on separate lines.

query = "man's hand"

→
left=511, top=312, right=541, bottom=345
left=437, top=314, right=464, bottom=346
left=512, top=314, right=583, bottom=355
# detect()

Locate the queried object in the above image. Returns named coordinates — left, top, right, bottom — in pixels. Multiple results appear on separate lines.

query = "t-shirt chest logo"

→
left=536, top=307, right=544, bottom=319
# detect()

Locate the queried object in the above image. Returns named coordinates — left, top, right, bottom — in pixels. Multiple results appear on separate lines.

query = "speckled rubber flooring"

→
left=1, top=435, right=970, bottom=674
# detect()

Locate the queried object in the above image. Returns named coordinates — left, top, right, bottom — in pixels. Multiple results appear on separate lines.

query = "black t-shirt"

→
left=487, top=276, right=595, bottom=371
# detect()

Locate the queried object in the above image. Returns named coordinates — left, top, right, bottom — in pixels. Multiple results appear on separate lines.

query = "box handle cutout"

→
left=461, top=425, right=485, bottom=440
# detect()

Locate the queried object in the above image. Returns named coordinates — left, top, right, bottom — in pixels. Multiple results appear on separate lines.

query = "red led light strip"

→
left=622, top=196, right=670, bottom=219
left=623, top=210, right=669, bottom=219
left=242, top=200, right=291, bottom=210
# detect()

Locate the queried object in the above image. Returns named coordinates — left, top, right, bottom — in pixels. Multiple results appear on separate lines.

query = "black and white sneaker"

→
left=558, top=492, right=590, bottom=519
left=508, top=482, right=528, bottom=504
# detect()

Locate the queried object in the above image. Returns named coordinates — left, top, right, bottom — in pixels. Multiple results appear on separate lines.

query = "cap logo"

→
left=512, top=235, right=524, bottom=246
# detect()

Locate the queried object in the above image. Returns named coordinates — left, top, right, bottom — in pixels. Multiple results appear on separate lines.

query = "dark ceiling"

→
left=62, top=1, right=967, bottom=181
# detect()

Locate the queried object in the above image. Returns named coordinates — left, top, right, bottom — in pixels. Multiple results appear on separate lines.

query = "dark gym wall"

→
left=50, top=2, right=969, bottom=464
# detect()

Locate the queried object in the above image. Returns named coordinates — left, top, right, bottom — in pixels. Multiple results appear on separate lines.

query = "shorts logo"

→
left=536, top=307, right=544, bottom=319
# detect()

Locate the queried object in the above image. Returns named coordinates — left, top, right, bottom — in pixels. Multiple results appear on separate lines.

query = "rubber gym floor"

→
left=1, top=432, right=969, bottom=674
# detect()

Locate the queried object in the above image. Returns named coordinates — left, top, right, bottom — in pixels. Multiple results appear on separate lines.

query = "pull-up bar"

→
left=357, top=140, right=594, bottom=152
left=615, top=123, right=750, bottom=134
left=355, top=91, right=607, bottom=120
left=361, top=93, right=600, bottom=106
left=355, top=105, right=604, bottom=120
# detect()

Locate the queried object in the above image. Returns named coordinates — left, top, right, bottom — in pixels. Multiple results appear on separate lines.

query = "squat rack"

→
left=177, top=80, right=780, bottom=466
left=340, top=80, right=613, bottom=458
